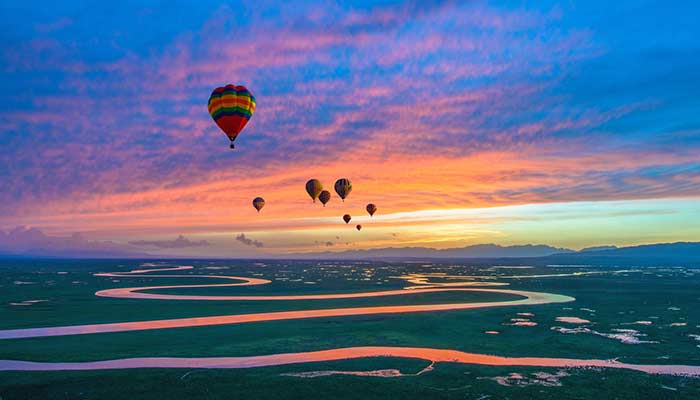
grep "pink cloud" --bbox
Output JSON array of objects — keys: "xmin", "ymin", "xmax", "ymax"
[{"xmin": 2, "ymin": 1, "xmax": 697, "ymax": 245}]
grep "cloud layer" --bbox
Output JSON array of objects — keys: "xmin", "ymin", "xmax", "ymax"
[
  {"xmin": 129, "ymin": 235, "xmax": 210, "ymax": 249},
  {"xmin": 0, "ymin": 1, "xmax": 698, "ymax": 253},
  {"xmin": 235, "ymin": 233, "xmax": 264, "ymax": 248},
  {"xmin": 0, "ymin": 227, "xmax": 143, "ymax": 257}
]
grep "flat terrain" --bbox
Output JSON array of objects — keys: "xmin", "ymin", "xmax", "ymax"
[{"xmin": 1, "ymin": 259, "xmax": 699, "ymax": 399}]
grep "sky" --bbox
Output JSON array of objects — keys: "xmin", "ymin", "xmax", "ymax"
[{"xmin": 0, "ymin": 0, "xmax": 699, "ymax": 257}]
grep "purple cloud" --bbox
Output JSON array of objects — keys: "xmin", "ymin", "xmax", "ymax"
[
  {"xmin": 129, "ymin": 235, "xmax": 209, "ymax": 249},
  {"xmin": 0, "ymin": 227, "xmax": 144, "ymax": 257},
  {"xmin": 235, "ymin": 233, "xmax": 264, "ymax": 248}
]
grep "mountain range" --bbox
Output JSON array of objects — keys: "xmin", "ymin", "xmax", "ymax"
[
  {"xmin": 290, "ymin": 244, "xmax": 574, "ymax": 259},
  {"xmin": 1, "ymin": 225, "xmax": 698, "ymax": 262},
  {"xmin": 290, "ymin": 242, "xmax": 700, "ymax": 263}
]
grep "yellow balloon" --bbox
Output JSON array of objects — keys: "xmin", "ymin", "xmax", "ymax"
[{"xmin": 305, "ymin": 179, "xmax": 323, "ymax": 202}]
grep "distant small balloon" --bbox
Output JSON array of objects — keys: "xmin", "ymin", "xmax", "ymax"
[
  {"xmin": 319, "ymin": 190, "xmax": 331, "ymax": 206},
  {"xmin": 305, "ymin": 179, "xmax": 323, "ymax": 202},
  {"xmin": 366, "ymin": 203, "xmax": 377, "ymax": 217},
  {"xmin": 343, "ymin": 214, "xmax": 352, "ymax": 224},
  {"xmin": 356, "ymin": 224, "xmax": 362, "ymax": 231},
  {"xmin": 334, "ymin": 178, "xmax": 352, "ymax": 201},
  {"xmin": 252, "ymin": 197, "xmax": 265, "ymax": 213}
]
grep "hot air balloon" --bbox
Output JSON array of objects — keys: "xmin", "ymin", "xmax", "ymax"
[
  {"xmin": 319, "ymin": 190, "xmax": 331, "ymax": 207},
  {"xmin": 366, "ymin": 203, "xmax": 377, "ymax": 217},
  {"xmin": 252, "ymin": 197, "xmax": 265, "ymax": 213},
  {"xmin": 208, "ymin": 84, "xmax": 256, "ymax": 149},
  {"xmin": 343, "ymin": 214, "xmax": 352, "ymax": 224},
  {"xmin": 334, "ymin": 178, "xmax": 352, "ymax": 201},
  {"xmin": 356, "ymin": 224, "xmax": 362, "ymax": 231},
  {"xmin": 305, "ymin": 179, "xmax": 323, "ymax": 202}
]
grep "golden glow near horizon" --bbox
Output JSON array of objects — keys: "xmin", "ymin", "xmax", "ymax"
[
  {"xmin": 54, "ymin": 197, "xmax": 698, "ymax": 257},
  {"xmin": 4, "ymin": 149, "xmax": 698, "ymax": 257}
]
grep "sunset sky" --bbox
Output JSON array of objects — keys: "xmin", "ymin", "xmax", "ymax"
[{"xmin": 1, "ymin": 1, "xmax": 699, "ymax": 257}]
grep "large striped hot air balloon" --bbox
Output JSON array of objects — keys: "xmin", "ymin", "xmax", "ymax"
[
  {"xmin": 208, "ymin": 84, "xmax": 256, "ymax": 149},
  {"xmin": 318, "ymin": 190, "xmax": 331, "ymax": 207},
  {"xmin": 334, "ymin": 178, "xmax": 352, "ymax": 201},
  {"xmin": 305, "ymin": 179, "xmax": 323, "ymax": 202}
]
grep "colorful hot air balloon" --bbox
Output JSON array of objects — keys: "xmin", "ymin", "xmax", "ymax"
[
  {"xmin": 334, "ymin": 178, "xmax": 352, "ymax": 201},
  {"xmin": 305, "ymin": 179, "xmax": 323, "ymax": 202},
  {"xmin": 343, "ymin": 214, "xmax": 352, "ymax": 224},
  {"xmin": 252, "ymin": 197, "xmax": 265, "ymax": 213},
  {"xmin": 319, "ymin": 190, "xmax": 331, "ymax": 207},
  {"xmin": 208, "ymin": 84, "xmax": 256, "ymax": 149},
  {"xmin": 356, "ymin": 224, "xmax": 362, "ymax": 231},
  {"xmin": 366, "ymin": 203, "xmax": 377, "ymax": 217}
]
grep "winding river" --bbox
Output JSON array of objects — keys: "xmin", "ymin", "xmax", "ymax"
[
  {"xmin": 1, "ymin": 265, "xmax": 699, "ymax": 378},
  {"xmin": 3, "ymin": 346, "xmax": 700, "ymax": 376},
  {"xmin": 0, "ymin": 266, "xmax": 573, "ymax": 339}
]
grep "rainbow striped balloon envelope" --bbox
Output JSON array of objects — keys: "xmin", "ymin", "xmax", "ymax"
[{"xmin": 208, "ymin": 84, "xmax": 256, "ymax": 148}]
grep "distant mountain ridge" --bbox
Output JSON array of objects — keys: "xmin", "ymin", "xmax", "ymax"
[
  {"xmin": 546, "ymin": 242, "xmax": 700, "ymax": 262},
  {"xmin": 290, "ymin": 242, "xmax": 700, "ymax": 261},
  {"xmin": 580, "ymin": 245, "xmax": 618, "ymax": 252},
  {"xmin": 290, "ymin": 243, "xmax": 574, "ymax": 259},
  {"xmin": 1, "ymin": 226, "xmax": 698, "ymax": 262}
]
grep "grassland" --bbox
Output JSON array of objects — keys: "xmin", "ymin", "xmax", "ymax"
[{"xmin": 1, "ymin": 259, "xmax": 699, "ymax": 399}]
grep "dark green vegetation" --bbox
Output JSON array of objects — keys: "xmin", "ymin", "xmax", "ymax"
[{"xmin": 1, "ymin": 259, "xmax": 700, "ymax": 399}]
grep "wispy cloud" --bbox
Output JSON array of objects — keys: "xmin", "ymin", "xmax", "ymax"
[
  {"xmin": 235, "ymin": 233, "xmax": 264, "ymax": 248},
  {"xmin": 128, "ymin": 235, "xmax": 209, "ymax": 249},
  {"xmin": 0, "ymin": 227, "xmax": 142, "ymax": 257}
]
